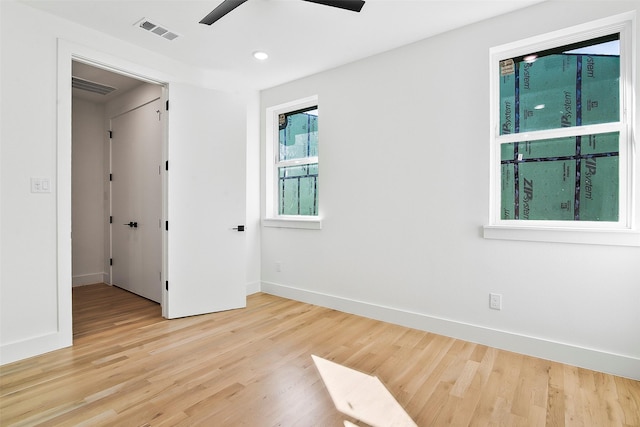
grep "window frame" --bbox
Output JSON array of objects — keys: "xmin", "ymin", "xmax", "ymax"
[
  {"xmin": 264, "ymin": 95, "xmax": 322, "ymax": 230},
  {"xmin": 484, "ymin": 12, "xmax": 639, "ymax": 246}
]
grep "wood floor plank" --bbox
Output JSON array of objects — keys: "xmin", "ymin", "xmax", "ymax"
[
  {"xmin": 1, "ymin": 283, "xmax": 639, "ymax": 426},
  {"xmin": 616, "ymin": 377, "xmax": 640, "ymax": 426},
  {"xmin": 546, "ymin": 362, "xmax": 566, "ymax": 427}
]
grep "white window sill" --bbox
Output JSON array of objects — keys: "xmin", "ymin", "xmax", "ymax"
[
  {"xmin": 483, "ymin": 225, "xmax": 640, "ymax": 247},
  {"xmin": 263, "ymin": 217, "xmax": 322, "ymax": 230}
]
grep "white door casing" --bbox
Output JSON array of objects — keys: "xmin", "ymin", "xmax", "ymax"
[
  {"xmin": 111, "ymin": 98, "xmax": 163, "ymax": 303},
  {"xmin": 41, "ymin": 42, "xmax": 248, "ymax": 367}
]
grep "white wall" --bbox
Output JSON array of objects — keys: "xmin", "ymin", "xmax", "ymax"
[
  {"xmin": 245, "ymin": 93, "xmax": 262, "ymax": 295},
  {"xmin": 72, "ymin": 98, "xmax": 106, "ymax": 286},
  {"xmin": 0, "ymin": 1, "xmax": 261, "ymax": 364},
  {"xmin": 105, "ymin": 84, "xmax": 162, "ymax": 120},
  {"xmin": 260, "ymin": 1, "xmax": 640, "ymax": 379},
  {"xmin": 1, "ymin": 1, "xmax": 65, "ymax": 358}
]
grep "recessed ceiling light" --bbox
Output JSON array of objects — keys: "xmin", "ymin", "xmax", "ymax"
[{"xmin": 253, "ymin": 51, "xmax": 269, "ymax": 61}]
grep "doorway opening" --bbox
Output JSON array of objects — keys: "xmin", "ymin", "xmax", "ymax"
[{"xmin": 71, "ymin": 60, "xmax": 165, "ymax": 335}]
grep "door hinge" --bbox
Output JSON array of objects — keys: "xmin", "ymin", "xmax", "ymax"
[
  {"xmin": 165, "ymin": 160, "xmax": 169, "ymax": 171},
  {"xmin": 165, "ymin": 281, "xmax": 169, "ymax": 291},
  {"xmin": 109, "ymin": 216, "xmax": 113, "ymax": 224},
  {"xmin": 166, "ymin": 100, "xmax": 169, "ymax": 111},
  {"xmin": 165, "ymin": 221, "xmax": 169, "ymax": 231},
  {"xmin": 109, "ymin": 130, "xmax": 113, "ymax": 139},
  {"xmin": 110, "ymin": 258, "xmax": 113, "ymax": 266},
  {"xmin": 109, "ymin": 173, "xmax": 113, "ymax": 181}
]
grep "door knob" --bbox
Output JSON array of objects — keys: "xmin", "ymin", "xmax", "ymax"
[{"xmin": 124, "ymin": 221, "xmax": 138, "ymax": 228}]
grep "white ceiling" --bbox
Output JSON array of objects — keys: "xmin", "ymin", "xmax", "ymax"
[{"xmin": 23, "ymin": 0, "xmax": 545, "ymax": 91}]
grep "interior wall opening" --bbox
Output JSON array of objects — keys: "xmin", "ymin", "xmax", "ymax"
[{"xmin": 71, "ymin": 60, "xmax": 164, "ymax": 337}]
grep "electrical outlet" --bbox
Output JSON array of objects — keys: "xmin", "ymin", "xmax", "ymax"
[{"xmin": 489, "ymin": 293, "xmax": 502, "ymax": 310}]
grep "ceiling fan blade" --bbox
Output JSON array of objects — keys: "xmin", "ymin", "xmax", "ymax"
[
  {"xmin": 302, "ymin": 0, "xmax": 365, "ymax": 13},
  {"xmin": 199, "ymin": 0, "xmax": 248, "ymax": 25}
]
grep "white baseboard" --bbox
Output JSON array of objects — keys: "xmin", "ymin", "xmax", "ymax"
[
  {"xmin": 261, "ymin": 281, "xmax": 640, "ymax": 381},
  {"xmin": 72, "ymin": 272, "xmax": 108, "ymax": 287},
  {"xmin": 246, "ymin": 281, "xmax": 261, "ymax": 295},
  {"xmin": 0, "ymin": 331, "xmax": 72, "ymax": 366}
]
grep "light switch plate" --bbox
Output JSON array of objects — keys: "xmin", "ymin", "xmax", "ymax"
[{"xmin": 31, "ymin": 177, "xmax": 51, "ymax": 193}]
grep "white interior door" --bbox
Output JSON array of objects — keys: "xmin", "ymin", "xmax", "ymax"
[
  {"xmin": 165, "ymin": 83, "xmax": 246, "ymax": 318},
  {"xmin": 111, "ymin": 99, "xmax": 163, "ymax": 303}
]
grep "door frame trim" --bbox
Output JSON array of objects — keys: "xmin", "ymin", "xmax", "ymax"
[{"xmin": 58, "ymin": 39, "xmax": 170, "ymax": 346}]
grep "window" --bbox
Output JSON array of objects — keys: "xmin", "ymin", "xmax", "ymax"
[
  {"xmin": 277, "ymin": 106, "xmax": 318, "ymax": 215},
  {"xmin": 264, "ymin": 96, "xmax": 321, "ymax": 229},
  {"xmin": 485, "ymin": 14, "xmax": 638, "ymax": 246}
]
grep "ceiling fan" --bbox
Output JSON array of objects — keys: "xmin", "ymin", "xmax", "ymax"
[{"xmin": 199, "ymin": 0, "xmax": 366, "ymax": 26}]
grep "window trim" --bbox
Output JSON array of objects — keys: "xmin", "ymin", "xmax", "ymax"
[
  {"xmin": 264, "ymin": 95, "xmax": 322, "ymax": 229},
  {"xmin": 484, "ymin": 12, "xmax": 638, "ymax": 246}
]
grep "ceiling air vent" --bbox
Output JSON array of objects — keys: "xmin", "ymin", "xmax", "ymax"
[
  {"xmin": 72, "ymin": 77, "xmax": 117, "ymax": 95},
  {"xmin": 135, "ymin": 18, "xmax": 179, "ymax": 41}
]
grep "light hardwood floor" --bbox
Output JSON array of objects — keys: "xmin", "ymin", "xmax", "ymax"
[{"xmin": 1, "ymin": 283, "xmax": 639, "ymax": 426}]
